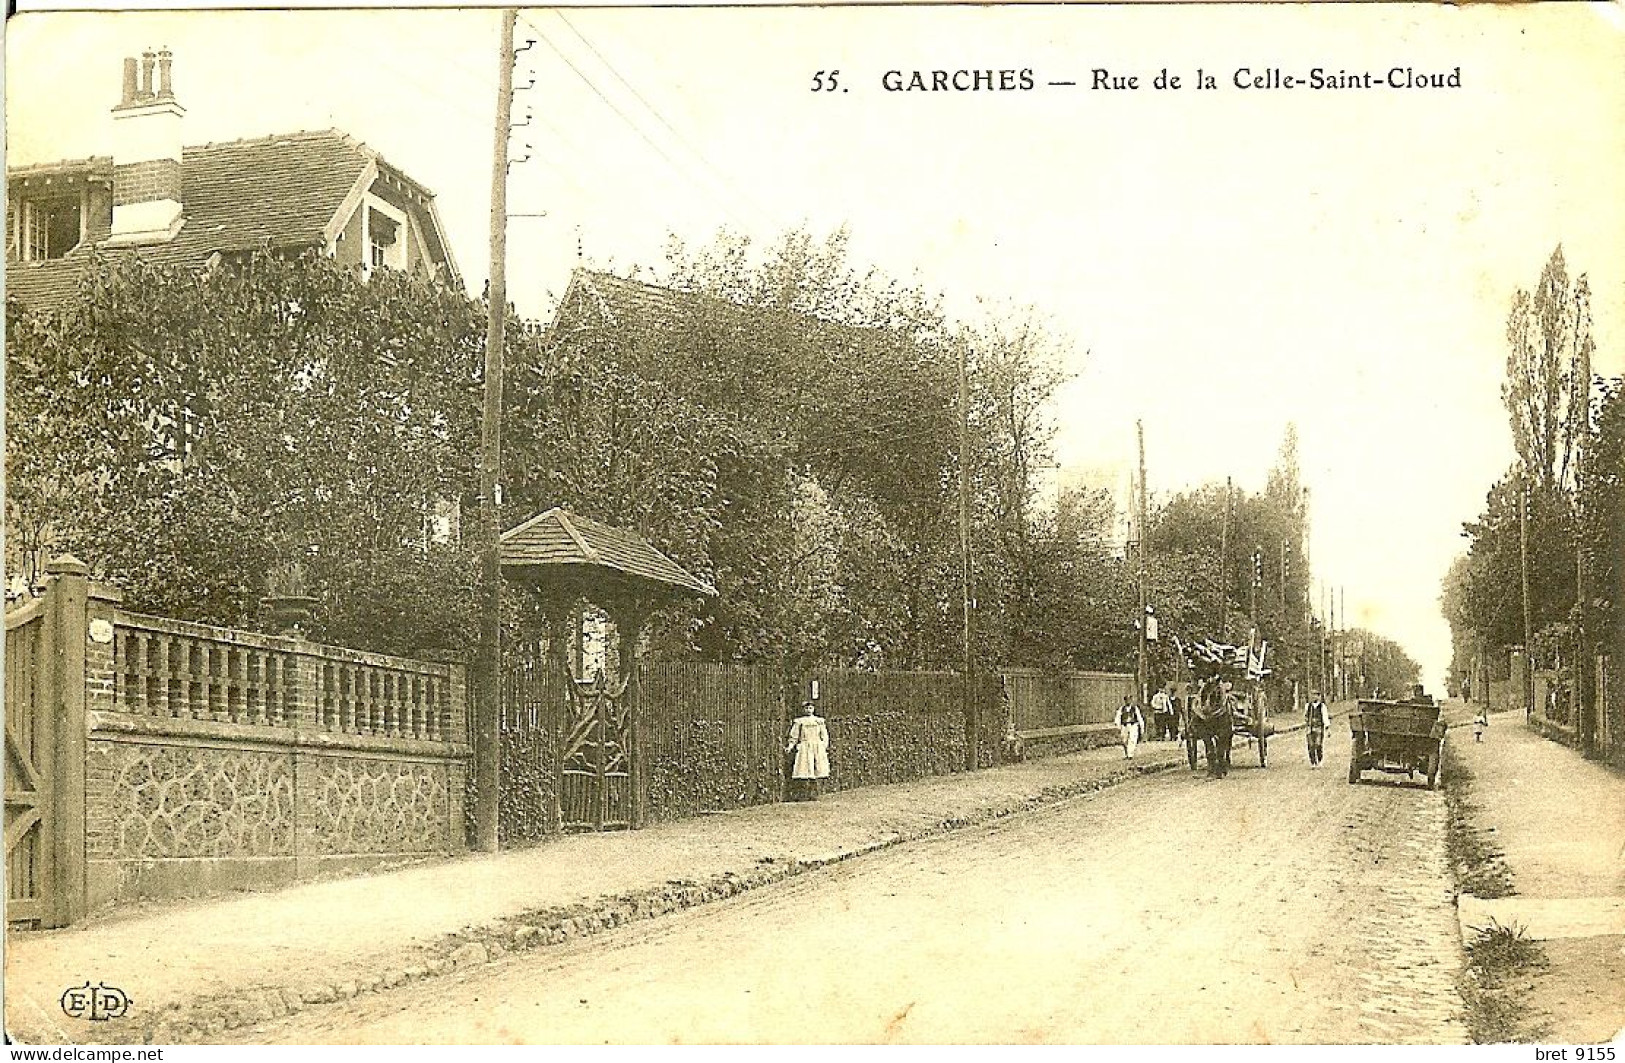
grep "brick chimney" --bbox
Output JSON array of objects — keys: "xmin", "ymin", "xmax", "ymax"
[{"xmin": 108, "ymin": 48, "xmax": 185, "ymax": 244}]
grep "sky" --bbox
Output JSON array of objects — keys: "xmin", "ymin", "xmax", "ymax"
[{"xmin": 7, "ymin": 4, "xmax": 1624, "ymax": 689}]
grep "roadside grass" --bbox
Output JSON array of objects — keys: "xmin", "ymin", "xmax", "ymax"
[
  {"xmin": 1442, "ymin": 744, "xmax": 1551, "ymax": 1043},
  {"xmin": 1442, "ymin": 747, "xmax": 1514, "ymax": 898}
]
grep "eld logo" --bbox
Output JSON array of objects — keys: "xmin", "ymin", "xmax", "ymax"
[{"xmin": 59, "ymin": 982, "xmax": 131, "ymax": 1021}]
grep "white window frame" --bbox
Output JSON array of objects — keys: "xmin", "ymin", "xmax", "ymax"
[{"xmin": 359, "ymin": 192, "xmax": 408, "ymax": 278}]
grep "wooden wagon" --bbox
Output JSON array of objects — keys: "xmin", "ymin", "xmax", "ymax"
[{"xmin": 1347, "ymin": 698, "xmax": 1446, "ymax": 789}]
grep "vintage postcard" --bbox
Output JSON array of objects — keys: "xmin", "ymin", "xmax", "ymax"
[{"xmin": 4, "ymin": 1, "xmax": 1623, "ymax": 1048}]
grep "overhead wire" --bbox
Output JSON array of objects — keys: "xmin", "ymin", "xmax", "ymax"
[
  {"xmin": 516, "ymin": 13, "xmax": 753, "ymax": 232},
  {"xmin": 548, "ymin": 10, "xmax": 775, "ymax": 228}
]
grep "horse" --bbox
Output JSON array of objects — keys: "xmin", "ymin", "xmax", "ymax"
[{"xmin": 1185, "ymin": 679, "xmax": 1235, "ymax": 778}]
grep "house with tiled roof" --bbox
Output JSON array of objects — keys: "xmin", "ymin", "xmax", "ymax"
[{"xmin": 6, "ymin": 49, "xmax": 460, "ymax": 311}]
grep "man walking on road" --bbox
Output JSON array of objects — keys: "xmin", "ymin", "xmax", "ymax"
[
  {"xmin": 1304, "ymin": 689, "xmax": 1330, "ymax": 766},
  {"xmin": 1150, "ymin": 686, "xmax": 1173, "ymax": 741},
  {"xmin": 1117, "ymin": 696, "xmax": 1146, "ymax": 759}
]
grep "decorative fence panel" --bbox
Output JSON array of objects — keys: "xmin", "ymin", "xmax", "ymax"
[
  {"xmin": 7, "ymin": 559, "xmax": 470, "ymax": 925},
  {"xmin": 88, "ymin": 611, "xmax": 468, "ymax": 911}
]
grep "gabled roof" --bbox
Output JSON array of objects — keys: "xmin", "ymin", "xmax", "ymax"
[
  {"xmin": 6, "ymin": 129, "xmax": 459, "ymax": 310},
  {"xmin": 500, "ymin": 507, "xmax": 716, "ymax": 599}
]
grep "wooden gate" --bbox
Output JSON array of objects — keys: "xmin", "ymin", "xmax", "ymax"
[
  {"xmin": 559, "ymin": 680, "xmax": 633, "ymax": 831},
  {"xmin": 6, "ymin": 596, "xmax": 54, "ymax": 926}
]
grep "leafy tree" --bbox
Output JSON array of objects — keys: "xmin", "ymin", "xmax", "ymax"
[
  {"xmin": 1579, "ymin": 376, "xmax": 1624, "ymax": 658},
  {"xmin": 1342, "ymin": 627, "xmax": 1422, "ymax": 697},
  {"xmin": 1143, "ymin": 425, "xmax": 1318, "ymax": 697},
  {"xmin": 524, "ymin": 225, "xmax": 1074, "ymax": 671},
  {"xmin": 1503, "ymin": 246, "xmax": 1594, "ymax": 496},
  {"xmin": 5, "ymin": 251, "xmax": 486, "ymax": 656}
]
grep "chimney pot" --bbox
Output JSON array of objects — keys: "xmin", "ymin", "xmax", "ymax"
[
  {"xmin": 157, "ymin": 47, "xmax": 175, "ymax": 99},
  {"xmin": 110, "ymin": 46, "xmax": 186, "ymax": 245},
  {"xmin": 120, "ymin": 56, "xmax": 139, "ymax": 106}
]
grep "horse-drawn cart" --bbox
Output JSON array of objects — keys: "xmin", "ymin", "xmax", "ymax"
[{"xmin": 1347, "ymin": 698, "xmax": 1446, "ymax": 789}]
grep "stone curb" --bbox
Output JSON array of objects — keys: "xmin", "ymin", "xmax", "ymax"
[{"xmin": 130, "ymin": 752, "xmax": 1190, "ymax": 1044}]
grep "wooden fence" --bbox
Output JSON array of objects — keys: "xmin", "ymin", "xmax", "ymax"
[
  {"xmin": 1000, "ymin": 667, "xmax": 1137, "ymax": 753},
  {"xmin": 495, "ymin": 657, "xmax": 1005, "ymax": 839}
]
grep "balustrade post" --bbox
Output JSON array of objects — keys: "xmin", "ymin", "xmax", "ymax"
[{"xmin": 284, "ymin": 647, "xmax": 320, "ymax": 732}]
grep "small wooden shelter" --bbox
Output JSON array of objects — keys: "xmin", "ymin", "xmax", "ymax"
[{"xmin": 499, "ymin": 507, "xmax": 715, "ymax": 831}]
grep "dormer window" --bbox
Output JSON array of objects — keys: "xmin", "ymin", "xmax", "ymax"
[
  {"xmin": 10, "ymin": 193, "xmax": 84, "ymax": 261},
  {"xmin": 360, "ymin": 197, "xmax": 407, "ymax": 277},
  {"xmin": 368, "ymin": 209, "xmax": 399, "ymax": 270}
]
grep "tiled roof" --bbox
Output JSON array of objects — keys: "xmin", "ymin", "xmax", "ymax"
[
  {"xmin": 6, "ymin": 130, "xmax": 450, "ymax": 311},
  {"xmin": 500, "ymin": 507, "xmax": 716, "ymax": 598}
]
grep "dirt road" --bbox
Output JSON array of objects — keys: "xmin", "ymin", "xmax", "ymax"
[{"xmin": 237, "ymin": 724, "xmax": 1469, "ymax": 1044}]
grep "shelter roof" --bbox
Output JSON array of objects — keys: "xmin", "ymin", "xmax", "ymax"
[{"xmin": 499, "ymin": 507, "xmax": 716, "ymax": 599}]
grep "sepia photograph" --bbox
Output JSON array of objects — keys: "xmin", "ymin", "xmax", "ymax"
[{"xmin": 3, "ymin": 1, "xmax": 1624, "ymax": 1047}]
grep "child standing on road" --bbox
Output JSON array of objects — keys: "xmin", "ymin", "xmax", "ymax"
[
  {"xmin": 1304, "ymin": 690, "xmax": 1330, "ymax": 767},
  {"xmin": 1473, "ymin": 708, "xmax": 1488, "ymax": 742},
  {"xmin": 1117, "ymin": 696, "xmax": 1146, "ymax": 759}
]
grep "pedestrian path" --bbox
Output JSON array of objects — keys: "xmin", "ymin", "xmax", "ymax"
[
  {"xmin": 1451, "ymin": 710, "xmax": 1625, "ymax": 936},
  {"xmin": 1450, "ymin": 707, "xmax": 1625, "ymax": 1042},
  {"xmin": 6, "ymin": 733, "xmax": 1206, "ymax": 1044}
]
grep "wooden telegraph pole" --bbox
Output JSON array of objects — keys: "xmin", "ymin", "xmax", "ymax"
[
  {"xmin": 1339, "ymin": 586, "xmax": 1347, "ymax": 698},
  {"xmin": 1574, "ymin": 346, "xmax": 1592, "ymax": 748},
  {"xmin": 958, "ymin": 337, "xmax": 978, "ymax": 770},
  {"xmin": 474, "ymin": 7, "xmax": 517, "ymax": 852},
  {"xmin": 1519, "ymin": 471, "xmax": 1534, "ymax": 718},
  {"xmin": 1136, "ymin": 420, "xmax": 1149, "ymax": 706},
  {"xmin": 1217, "ymin": 476, "xmax": 1231, "ymax": 638}
]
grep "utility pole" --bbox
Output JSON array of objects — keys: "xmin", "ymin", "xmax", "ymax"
[
  {"xmin": 1301, "ymin": 487, "xmax": 1311, "ymax": 697},
  {"xmin": 1322, "ymin": 582, "xmax": 1330, "ymax": 696},
  {"xmin": 473, "ymin": 7, "xmax": 517, "ymax": 853},
  {"xmin": 1574, "ymin": 350, "xmax": 1592, "ymax": 749},
  {"xmin": 1340, "ymin": 586, "xmax": 1347, "ymax": 698},
  {"xmin": 1250, "ymin": 548, "xmax": 1260, "ymax": 640},
  {"xmin": 1136, "ymin": 420, "xmax": 1149, "ymax": 706},
  {"xmin": 1519, "ymin": 471, "xmax": 1534, "ymax": 718},
  {"xmin": 1218, "ymin": 476, "xmax": 1231, "ymax": 638},
  {"xmin": 958, "ymin": 337, "xmax": 977, "ymax": 770}
]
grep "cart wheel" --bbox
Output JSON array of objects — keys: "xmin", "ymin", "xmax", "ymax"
[
  {"xmin": 1258, "ymin": 734, "xmax": 1268, "ymax": 768},
  {"xmin": 1348, "ymin": 758, "xmax": 1360, "ymax": 785}
]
